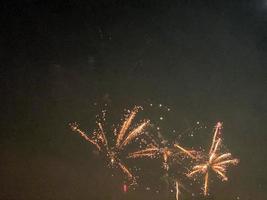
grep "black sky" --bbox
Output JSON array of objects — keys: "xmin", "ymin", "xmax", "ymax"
[{"xmin": 0, "ymin": 0, "xmax": 267, "ymax": 200}]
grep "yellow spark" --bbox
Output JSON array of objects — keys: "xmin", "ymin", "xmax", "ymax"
[
  {"xmin": 213, "ymin": 153, "xmax": 232, "ymax": 163},
  {"xmin": 162, "ymin": 148, "xmax": 172, "ymax": 162},
  {"xmin": 215, "ymin": 158, "xmax": 239, "ymax": 166},
  {"xmin": 97, "ymin": 122, "xmax": 108, "ymax": 147},
  {"xmin": 117, "ymin": 161, "xmax": 133, "ymax": 180},
  {"xmin": 209, "ymin": 122, "xmax": 222, "ymax": 155},
  {"xmin": 116, "ymin": 106, "xmax": 141, "ymax": 147},
  {"xmin": 69, "ymin": 123, "xmax": 101, "ymax": 151},
  {"xmin": 128, "ymin": 146, "xmax": 159, "ymax": 158},
  {"xmin": 119, "ymin": 120, "xmax": 150, "ymax": 149},
  {"xmin": 204, "ymin": 172, "xmax": 209, "ymax": 196},
  {"xmin": 174, "ymin": 144, "xmax": 197, "ymax": 159},
  {"xmin": 176, "ymin": 181, "xmax": 179, "ymax": 200}
]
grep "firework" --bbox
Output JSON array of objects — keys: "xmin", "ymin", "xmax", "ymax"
[
  {"xmin": 187, "ymin": 122, "xmax": 239, "ymax": 196},
  {"xmin": 69, "ymin": 106, "xmax": 150, "ymax": 182}
]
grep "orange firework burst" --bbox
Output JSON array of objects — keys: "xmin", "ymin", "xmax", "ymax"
[
  {"xmin": 69, "ymin": 106, "xmax": 150, "ymax": 183},
  {"xmin": 187, "ymin": 122, "xmax": 239, "ymax": 196}
]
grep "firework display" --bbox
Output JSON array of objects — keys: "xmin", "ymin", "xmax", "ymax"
[
  {"xmin": 187, "ymin": 122, "xmax": 239, "ymax": 196},
  {"xmin": 69, "ymin": 106, "xmax": 150, "ymax": 183},
  {"xmin": 69, "ymin": 105, "xmax": 239, "ymax": 199}
]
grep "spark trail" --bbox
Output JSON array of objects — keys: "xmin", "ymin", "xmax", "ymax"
[
  {"xmin": 127, "ymin": 145, "xmax": 172, "ymax": 170},
  {"xmin": 176, "ymin": 181, "xmax": 179, "ymax": 200},
  {"xmin": 128, "ymin": 141, "xmax": 197, "ymax": 171}
]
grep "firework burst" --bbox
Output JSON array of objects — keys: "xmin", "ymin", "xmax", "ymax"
[
  {"xmin": 69, "ymin": 106, "xmax": 150, "ymax": 183},
  {"xmin": 187, "ymin": 122, "xmax": 239, "ymax": 196}
]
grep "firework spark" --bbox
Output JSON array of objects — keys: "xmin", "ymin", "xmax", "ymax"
[
  {"xmin": 173, "ymin": 144, "xmax": 198, "ymax": 160},
  {"xmin": 128, "ymin": 143, "xmax": 174, "ymax": 170},
  {"xmin": 69, "ymin": 106, "xmax": 150, "ymax": 182},
  {"xmin": 128, "ymin": 141, "xmax": 197, "ymax": 171},
  {"xmin": 69, "ymin": 122, "xmax": 101, "ymax": 151},
  {"xmin": 176, "ymin": 181, "xmax": 179, "ymax": 200},
  {"xmin": 127, "ymin": 145, "xmax": 159, "ymax": 159},
  {"xmin": 187, "ymin": 122, "xmax": 239, "ymax": 196}
]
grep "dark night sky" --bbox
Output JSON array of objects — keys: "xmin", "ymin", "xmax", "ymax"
[{"xmin": 0, "ymin": 0, "xmax": 266, "ymax": 200}]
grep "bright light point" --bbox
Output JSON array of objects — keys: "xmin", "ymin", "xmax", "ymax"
[
  {"xmin": 123, "ymin": 184, "xmax": 128, "ymax": 193},
  {"xmin": 216, "ymin": 121, "xmax": 222, "ymax": 128},
  {"xmin": 160, "ymin": 117, "xmax": 163, "ymax": 120},
  {"xmin": 150, "ymin": 103, "xmax": 153, "ymax": 106},
  {"xmin": 197, "ymin": 121, "xmax": 200, "ymax": 124},
  {"xmin": 167, "ymin": 108, "xmax": 170, "ymax": 111},
  {"xmin": 157, "ymin": 127, "xmax": 160, "ymax": 130},
  {"xmin": 159, "ymin": 104, "xmax": 162, "ymax": 107}
]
